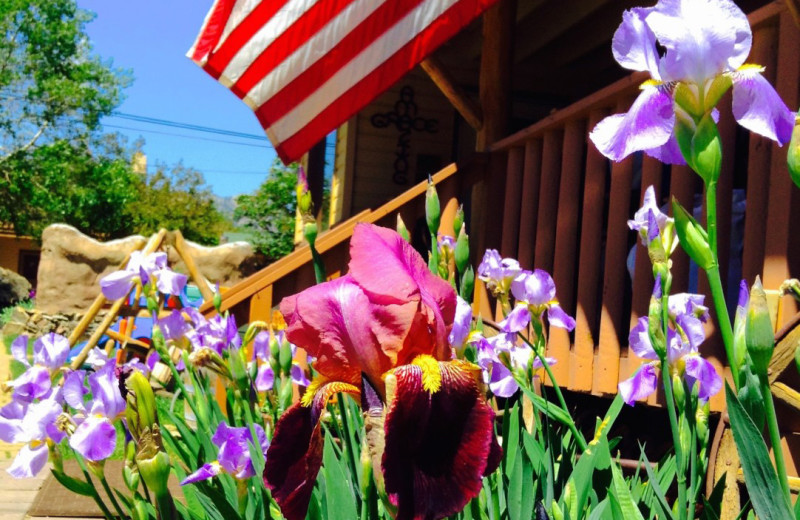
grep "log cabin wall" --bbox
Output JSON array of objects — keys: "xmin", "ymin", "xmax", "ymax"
[
  {"xmin": 350, "ymin": 69, "xmax": 457, "ymax": 217},
  {"xmin": 484, "ymin": 1, "xmax": 800, "ymax": 412}
]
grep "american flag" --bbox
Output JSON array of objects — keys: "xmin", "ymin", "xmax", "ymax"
[{"xmin": 189, "ymin": 0, "xmax": 499, "ymax": 164}]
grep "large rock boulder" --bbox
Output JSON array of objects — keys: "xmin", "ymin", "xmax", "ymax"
[
  {"xmin": 0, "ymin": 267, "xmax": 32, "ymax": 309},
  {"xmin": 36, "ymin": 224, "xmax": 147, "ymax": 313},
  {"xmin": 35, "ymin": 225, "xmax": 265, "ymax": 314}
]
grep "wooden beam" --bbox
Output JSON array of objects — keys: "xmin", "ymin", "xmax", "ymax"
[
  {"xmin": 420, "ymin": 56, "xmax": 482, "ymax": 131},
  {"xmin": 173, "ymin": 230, "xmax": 214, "ymax": 302},
  {"xmin": 477, "ymin": 0, "xmax": 515, "ymax": 150}
]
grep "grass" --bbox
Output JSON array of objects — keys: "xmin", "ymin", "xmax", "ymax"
[{"xmin": 0, "ymin": 299, "xmax": 33, "ymax": 326}]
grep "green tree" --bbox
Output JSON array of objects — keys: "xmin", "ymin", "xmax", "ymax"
[
  {"xmin": 0, "ymin": 0, "xmax": 127, "ymax": 161},
  {"xmin": 134, "ymin": 163, "xmax": 229, "ymax": 246},
  {"xmin": 234, "ymin": 160, "xmax": 298, "ymax": 261}
]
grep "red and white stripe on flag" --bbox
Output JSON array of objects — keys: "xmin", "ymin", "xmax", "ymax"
[{"xmin": 188, "ymin": 0, "xmax": 500, "ymax": 164}]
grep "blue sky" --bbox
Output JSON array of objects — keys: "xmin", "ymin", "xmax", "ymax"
[{"xmin": 77, "ymin": 0, "xmax": 278, "ymax": 197}]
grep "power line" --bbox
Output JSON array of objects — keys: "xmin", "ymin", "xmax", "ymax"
[
  {"xmin": 102, "ymin": 123, "xmax": 273, "ymax": 149},
  {"xmin": 111, "ymin": 112, "xmax": 271, "ymax": 141}
]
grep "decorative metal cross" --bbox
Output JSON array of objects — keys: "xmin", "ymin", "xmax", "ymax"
[{"xmin": 371, "ymin": 85, "xmax": 438, "ymax": 185}]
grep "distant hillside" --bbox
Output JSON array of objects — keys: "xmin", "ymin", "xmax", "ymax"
[{"xmin": 212, "ymin": 195, "xmax": 237, "ymax": 219}]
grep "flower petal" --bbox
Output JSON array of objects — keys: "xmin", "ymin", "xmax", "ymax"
[
  {"xmin": 732, "ymin": 69, "xmax": 795, "ymax": 145},
  {"xmin": 181, "ymin": 462, "xmax": 222, "ymax": 485},
  {"xmin": 70, "ymin": 416, "xmax": 117, "ymax": 462},
  {"xmin": 488, "ymin": 361, "xmax": 519, "ymax": 398},
  {"xmin": 348, "ymin": 223, "xmax": 457, "ymax": 362},
  {"xmin": 10, "ymin": 335, "xmax": 30, "ymax": 367},
  {"xmin": 448, "ymin": 296, "xmax": 473, "ymax": 349},
  {"xmin": 99, "ymin": 270, "xmax": 137, "ymax": 301},
  {"xmin": 281, "ymin": 275, "xmax": 395, "ymax": 387},
  {"xmin": 263, "ymin": 403, "xmax": 325, "ymax": 520},
  {"xmin": 646, "ymin": 0, "xmax": 751, "ymax": 83},
  {"xmin": 613, "ymin": 7, "xmax": 661, "ymax": 78},
  {"xmin": 255, "ymin": 364, "xmax": 275, "ymax": 392},
  {"xmin": 157, "ymin": 310, "xmax": 189, "ymax": 341},
  {"xmin": 63, "ymin": 370, "xmax": 88, "ymax": 411},
  {"xmin": 155, "ymin": 269, "xmax": 188, "ymax": 297},
  {"xmin": 628, "ymin": 317, "xmax": 659, "ymax": 360},
  {"xmin": 590, "ymin": 84, "xmax": 675, "ymax": 162},
  {"xmin": 547, "ymin": 304, "xmax": 576, "ymax": 331},
  {"xmin": 383, "ymin": 360, "xmax": 501, "ymax": 520},
  {"xmin": 0, "ymin": 402, "xmax": 26, "ymax": 443},
  {"xmin": 9, "ymin": 365, "xmax": 52, "ymax": 403},
  {"xmin": 684, "ymin": 355, "xmax": 722, "ymax": 400},
  {"xmin": 645, "ymin": 132, "xmax": 686, "ymax": 165},
  {"xmin": 619, "ymin": 363, "xmax": 659, "ymax": 405},
  {"xmin": 33, "ymin": 332, "xmax": 70, "ymax": 370},
  {"xmin": 500, "ymin": 305, "xmax": 530, "ymax": 334},
  {"xmin": 290, "ymin": 364, "xmax": 310, "ymax": 387},
  {"xmin": 7, "ymin": 444, "xmax": 49, "ymax": 478}
]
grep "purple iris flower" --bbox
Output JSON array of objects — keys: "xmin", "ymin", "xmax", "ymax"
[
  {"xmin": 476, "ymin": 335, "xmax": 557, "ymax": 398},
  {"xmin": 250, "ymin": 331, "xmax": 309, "ymax": 392},
  {"xmin": 157, "ymin": 310, "xmax": 190, "ymax": 341},
  {"xmin": 590, "ymin": 0, "xmax": 794, "ymax": 164},
  {"xmin": 477, "ymin": 250, "xmax": 521, "ymax": 296},
  {"xmin": 7, "ymin": 333, "xmax": 70, "ymax": 403},
  {"xmin": 510, "ymin": 270, "xmax": 576, "ymax": 331},
  {"xmin": 620, "ymin": 316, "xmax": 721, "ymax": 405},
  {"xmin": 181, "ymin": 421, "xmax": 269, "ymax": 484},
  {"xmin": 186, "ymin": 312, "xmax": 241, "ymax": 354},
  {"xmin": 0, "ymin": 398, "xmax": 64, "ymax": 478},
  {"xmin": 100, "ymin": 251, "xmax": 188, "ymax": 301},
  {"xmin": 65, "ymin": 362, "xmax": 126, "ymax": 462},
  {"xmin": 448, "ymin": 296, "xmax": 473, "ymax": 349}
]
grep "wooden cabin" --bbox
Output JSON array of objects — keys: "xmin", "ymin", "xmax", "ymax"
[{"xmin": 201, "ymin": 0, "xmax": 800, "ymax": 488}]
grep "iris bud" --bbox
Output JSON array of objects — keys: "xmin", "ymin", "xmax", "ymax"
[
  {"xmin": 732, "ymin": 281, "xmax": 749, "ymax": 375},
  {"xmin": 303, "ymin": 220, "xmax": 318, "ymax": 246},
  {"xmin": 746, "ymin": 277, "xmax": 774, "ymax": 377},
  {"xmin": 672, "ymin": 374, "xmax": 686, "ymax": 410},
  {"xmin": 453, "ymin": 204, "xmax": 465, "ymax": 238},
  {"xmin": 425, "ymin": 178, "xmax": 440, "ymax": 236},
  {"xmin": 460, "ymin": 266, "xmax": 475, "ymax": 301},
  {"xmin": 455, "ymin": 225, "xmax": 470, "ymax": 275},
  {"xmin": 126, "ymin": 371, "xmax": 158, "ymax": 442},
  {"xmin": 279, "ymin": 339, "xmax": 293, "ymax": 376},
  {"xmin": 551, "ymin": 501, "xmax": 564, "ymax": 520},
  {"xmin": 396, "ymin": 214, "xmax": 410, "ymax": 243},
  {"xmin": 672, "ymin": 198, "xmax": 714, "ymax": 271}
]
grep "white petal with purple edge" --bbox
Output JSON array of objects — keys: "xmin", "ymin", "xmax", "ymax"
[
  {"xmin": 590, "ymin": 85, "xmax": 675, "ymax": 162},
  {"xmin": 628, "ymin": 317, "xmax": 659, "ymax": 360},
  {"xmin": 255, "ymin": 364, "xmax": 274, "ymax": 392},
  {"xmin": 613, "ymin": 7, "xmax": 660, "ymax": 78},
  {"xmin": 99, "ymin": 269, "xmax": 137, "ymax": 301},
  {"xmin": 684, "ymin": 355, "xmax": 722, "ymax": 400},
  {"xmin": 7, "ymin": 444, "xmax": 49, "ymax": 478},
  {"xmin": 11, "ymin": 335, "xmax": 30, "ymax": 367},
  {"xmin": 646, "ymin": 0, "xmax": 751, "ymax": 83},
  {"xmin": 156, "ymin": 269, "xmax": 188, "ymax": 296},
  {"xmin": 618, "ymin": 363, "xmax": 659, "ymax": 405},
  {"xmin": 547, "ymin": 305, "xmax": 576, "ymax": 331},
  {"xmin": 181, "ymin": 462, "xmax": 222, "ymax": 485},
  {"xmin": 488, "ymin": 362, "xmax": 518, "ymax": 398},
  {"xmin": 732, "ymin": 69, "xmax": 795, "ymax": 145},
  {"xmin": 69, "ymin": 416, "xmax": 117, "ymax": 462}
]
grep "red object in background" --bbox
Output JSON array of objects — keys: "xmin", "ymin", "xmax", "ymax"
[{"xmin": 188, "ymin": 0, "xmax": 499, "ymax": 164}]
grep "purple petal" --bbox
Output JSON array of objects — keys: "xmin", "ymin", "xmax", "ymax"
[
  {"xmin": 500, "ymin": 305, "xmax": 531, "ymax": 334},
  {"xmin": 618, "ymin": 363, "xmax": 659, "ymax": 405},
  {"xmin": 647, "ymin": 0, "xmax": 751, "ymax": 83},
  {"xmin": 0, "ymin": 402, "xmax": 26, "ymax": 443},
  {"xmin": 21, "ymin": 399, "xmax": 62, "ymax": 443},
  {"xmin": 157, "ymin": 310, "xmax": 189, "ymax": 341},
  {"xmin": 155, "ymin": 269, "xmax": 188, "ymax": 296},
  {"xmin": 7, "ymin": 444, "xmax": 49, "ymax": 478},
  {"xmin": 613, "ymin": 7, "xmax": 661, "ymax": 78},
  {"xmin": 448, "ymin": 296, "xmax": 473, "ymax": 348},
  {"xmin": 253, "ymin": 331, "xmax": 270, "ymax": 361},
  {"xmin": 99, "ymin": 270, "xmax": 137, "ymax": 301},
  {"xmin": 684, "ymin": 355, "xmax": 722, "ymax": 400},
  {"xmin": 589, "ymin": 84, "xmax": 675, "ymax": 162},
  {"xmin": 63, "ymin": 370, "xmax": 88, "ymax": 411},
  {"xmin": 11, "ymin": 335, "xmax": 30, "ymax": 367},
  {"xmin": 181, "ymin": 462, "xmax": 222, "ymax": 485},
  {"xmin": 531, "ymin": 356, "xmax": 558, "ymax": 370},
  {"xmin": 547, "ymin": 304, "xmax": 576, "ymax": 331},
  {"xmin": 737, "ymin": 279, "xmax": 749, "ymax": 309},
  {"xmin": 290, "ymin": 364, "xmax": 310, "ymax": 387},
  {"xmin": 647, "ymin": 209, "xmax": 660, "ymax": 243},
  {"xmin": 732, "ymin": 69, "xmax": 795, "ymax": 145},
  {"xmin": 676, "ymin": 314, "xmax": 706, "ymax": 350},
  {"xmin": 9, "ymin": 366, "xmax": 51, "ymax": 402},
  {"xmin": 85, "ymin": 347, "xmax": 110, "ymax": 370},
  {"xmin": 628, "ymin": 317, "xmax": 659, "ymax": 360},
  {"xmin": 667, "ymin": 327, "xmax": 693, "ymax": 364},
  {"xmin": 668, "ymin": 293, "xmax": 708, "ymax": 319},
  {"xmin": 488, "ymin": 361, "xmax": 519, "ymax": 398},
  {"xmin": 33, "ymin": 333, "xmax": 70, "ymax": 369},
  {"xmin": 88, "ymin": 362, "xmax": 125, "ymax": 418},
  {"xmin": 69, "ymin": 416, "xmax": 117, "ymax": 462},
  {"xmin": 511, "ymin": 269, "xmax": 556, "ymax": 306},
  {"xmin": 645, "ymin": 133, "xmax": 687, "ymax": 164}
]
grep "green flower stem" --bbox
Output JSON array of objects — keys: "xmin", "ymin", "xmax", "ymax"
[
  {"xmin": 661, "ymin": 289, "xmax": 687, "ymax": 520},
  {"xmin": 309, "ymin": 241, "xmax": 326, "ymax": 284},
  {"xmin": 336, "ymin": 396, "xmax": 361, "ymax": 496},
  {"xmin": 704, "ymin": 182, "xmax": 738, "ymax": 388},
  {"xmin": 99, "ymin": 473, "xmax": 129, "ymax": 520},
  {"xmin": 74, "ymin": 456, "xmax": 115, "ymax": 520},
  {"xmin": 519, "ymin": 332, "xmax": 588, "ymax": 452},
  {"xmin": 687, "ymin": 396, "xmax": 699, "ymax": 520},
  {"xmin": 760, "ymin": 375, "xmax": 792, "ymax": 499}
]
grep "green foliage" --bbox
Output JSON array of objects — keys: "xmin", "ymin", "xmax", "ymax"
[
  {"xmin": 133, "ymin": 163, "xmax": 229, "ymax": 245},
  {"xmin": 0, "ymin": 0, "xmax": 128, "ymax": 160},
  {"xmin": 234, "ymin": 160, "xmax": 298, "ymax": 261}
]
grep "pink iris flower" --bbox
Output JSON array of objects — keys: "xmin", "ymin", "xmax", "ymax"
[{"xmin": 263, "ymin": 224, "xmax": 500, "ymax": 520}]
